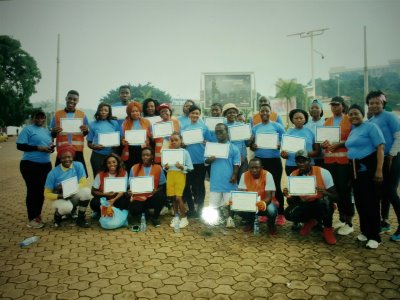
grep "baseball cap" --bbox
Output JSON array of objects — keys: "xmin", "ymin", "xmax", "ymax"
[
  {"xmin": 295, "ymin": 149, "xmax": 310, "ymax": 159},
  {"xmin": 330, "ymin": 96, "xmax": 345, "ymax": 105}
]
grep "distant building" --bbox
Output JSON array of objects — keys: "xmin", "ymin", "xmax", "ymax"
[{"xmin": 329, "ymin": 59, "xmax": 400, "ymax": 79}]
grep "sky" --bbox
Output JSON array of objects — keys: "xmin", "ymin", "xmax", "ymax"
[{"xmin": 1, "ymin": 0, "xmax": 400, "ymax": 110}]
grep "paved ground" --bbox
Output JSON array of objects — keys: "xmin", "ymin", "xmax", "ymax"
[{"xmin": 0, "ymin": 136, "xmax": 399, "ymax": 300}]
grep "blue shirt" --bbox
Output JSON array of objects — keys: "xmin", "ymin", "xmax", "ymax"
[
  {"xmin": 45, "ymin": 162, "xmax": 87, "ymax": 191},
  {"xmin": 250, "ymin": 114, "xmax": 284, "ymax": 127},
  {"xmin": 304, "ymin": 118, "xmax": 325, "ymax": 136},
  {"xmin": 178, "ymin": 115, "xmax": 204, "ymax": 129},
  {"xmin": 129, "ymin": 165, "xmax": 166, "ymax": 185},
  {"xmin": 50, "ymin": 111, "xmax": 89, "ymax": 146},
  {"xmin": 227, "ymin": 121, "xmax": 248, "ymax": 160},
  {"xmin": 252, "ymin": 121, "xmax": 285, "ymax": 158},
  {"xmin": 181, "ymin": 121, "xmax": 211, "ymax": 164},
  {"xmin": 285, "ymin": 127, "xmax": 315, "ymax": 167},
  {"xmin": 164, "ymin": 149, "xmax": 194, "ymax": 173},
  {"xmin": 87, "ymin": 119, "xmax": 120, "ymax": 155},
  {"xmin": 16, "ymin": 124, "xmax": 53, "ymax": 163},
  {"xmin": 345, "ymin": 122, "xmax": 385, "ymax": 160},
  {"xmin": 368, "ymin": 111, "xmax": 400, "ymax": 155},
  {"xmin": 206, "ymin": 142, "xmax": 241, "ymax": 192}
]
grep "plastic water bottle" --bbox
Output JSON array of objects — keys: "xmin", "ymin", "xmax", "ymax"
[
  {"xmin": 140, "ymin": 213, "xmax": 147, "ymax": 232},
  {"xmin": 20, "ymin": 236, "xmax": 39, "ymax": 247},
  {"xmin": 174, "ymin": 213, "xmax": 180, "ymax": 233},
  {"xmin": 253, "ymin": 215, "xmax": 260, "ymax": 235}
]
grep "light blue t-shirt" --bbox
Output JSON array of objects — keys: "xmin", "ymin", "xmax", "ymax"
[
  {"xmin": 345, "ymin": 122, "xmax": 385, "ymax": 160},
  {"xmin": 285, "ymin": 127, "xmax": 315, "ymax": 167},
  {"xmin": 178, "ymin": 115, "xmax": 204, "ymax": 129},
  {"xmin": 206, "ymin": 142, "xmax": 241, "ymax": 192},
  {"xmin": 129, "ymin": 165, "xmax": 166, "ymax": 185},
  {"xmin": 368, "ymin": 111, "xmax": 400, "ymax": 155},
  {"xmin": 250, "ymin": 114, "xmax": 284, "ymax": 127},
  {"xmin": 252, "ymin": 121, "xmax": 285, "ymax": 158},
  {"xmin": 16, "ymin": 124, "xmax": 53, "ymax": 163},
  {"xmin": 50, "ymin": 111, "xmax": 89, "ymax": 146},
  {"xmin": 227, "ymin": 121, "xmax": 248, "ymax": 160},
  {"xmin": 45, "ymin": 162, "xmax": 87, "ymax": 191},
  {"xmin": 304, "ymin": 118, "xmax": 325, "ymax": 136},
  {"xmin": 333, "ymin": 116, "xmax": 342, "ymax": 127},
  {"xmin": 181, "ymin": 122, "xmax": 211, "ymax": 164},
  {"xmin": 87, "ymin": 119, "xmax": 120, "ymax": 155}
]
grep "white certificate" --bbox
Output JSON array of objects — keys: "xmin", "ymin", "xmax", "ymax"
[
  {"xmin": 125, "ymin": 130, "xmax": 146, "ymax": 145},
  {"xmin": 104, "ymin": 177, "xmax": 127, "ymax": 193},
  {"xmin": 204, "ymin": 142, "xmax": 229, "ymax": 159},
  {"xmin": 316, "ymin": 126, "xmax": 340, "ymax": 143},
  {"xmin": 112, "ymin": 106, "xmax": 127, "ymax": 120},
  {"xmin": 231, "ymin": 191, "xmax": 258, "ymax": 212},
  {"xmin": 205, "ymin": 117, "xmax": 225, "ymax": 131},
  {"xmin": 98, "ymin": 132, "xmax": 120, "ymax": 147},
  {"xmin": 130, "ymin": 176, "xmax": 154, "ymax": 194},
  {"xmin": 228, "ymin": 124, "xmax": 251, "ymax": 141},
  {"xmin": 60, "ymin": 118, "xmax": 83, "ymax": 133},
  {"xmin": 182, "ymin": 128, "xmax": 203, "ymax": 145},
  {"xmin": 161, "ymin": 149, "xmax": 185, "ymax": 166},
  {"xmin": 256, "ymin": 133, "xmax": 279, "ymax": 149},
  {"xmin": 61, "ymin": 176, "xmax": 79, "ymax": 198},
  {"xmin": 145, "ymin": 116, "xmax": 162, "ymax": 125},
  {"xmin": 288, "ymin": 176, "xmax": 316, "ymax": 196},
  {"xmin": 152, "ymin": 121, "xmax": 174, "ymax": 138},
  {"xmin": 281, "ymin": 134, "xmax": 306, "ymax": 153}
]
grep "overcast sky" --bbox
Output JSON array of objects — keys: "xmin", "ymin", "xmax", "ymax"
[{"xmin": 1, "ymin": 0, "xmax": 399, "ymax": 109}]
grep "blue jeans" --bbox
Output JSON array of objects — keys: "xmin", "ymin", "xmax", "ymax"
[
  {"xmin": 381, "ymin": 154, "xmax": 400, "ymax": 225},
  {"xmin": 240, "ymin": 202, "xmax": 278, "ymax": 226}
]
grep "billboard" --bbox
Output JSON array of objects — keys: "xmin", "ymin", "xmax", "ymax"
[{"xmin": 201, "ymin": 73, "xmax": 255, "ymax": 109}]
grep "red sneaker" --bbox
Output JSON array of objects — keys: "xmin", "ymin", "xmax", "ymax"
[
  {"xmin": 299, "ymin": 219, "xmax": 318, "ymax": 236},
  {"xmin": 323, "ymin": 227, "xmax": 337, "ymax": 245},
  {"xmin": 259, "ymin": 216, "xmax": 268, "ymax": 223},
  {"xmin": 276, "ymin": 214, "xmax": 286, "ymax": 226}
]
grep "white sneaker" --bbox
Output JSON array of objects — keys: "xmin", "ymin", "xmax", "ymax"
[
  {"xmin": 226, "ymin": 217, "xmax": 235, "ymax": 228},
  {"xmin": 366, "ymin": 239, "xmax": 380, "ymax": 249},
  {"xmin": 357, "ymin": 234, "xmax": 368, "ymax": 242},
  {"xmin": 337, "ymin": 224, "xmax": 354, "ymax": 235},
  {"xmin": 160, "ymin": 206, "xmax": 169, "ymax": 216},
  {"xmin": 27, "ymin": 218, "xmax": 44, "ymax": 229},
  {"xmin": 179, "ymin": 217, "xmax": 189, "ymax": 228},
  {"xmin": 170, "ymin": 217, "xmax": 179, "ymax": 228},
  {"xmin": 333, "ymin": 220, "xmax": 346, "ymax": 229}
]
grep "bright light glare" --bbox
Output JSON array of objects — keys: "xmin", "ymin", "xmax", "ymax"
[{"xmin": 201, "ymin": 207, "xmax": 219, "ymax": 225}]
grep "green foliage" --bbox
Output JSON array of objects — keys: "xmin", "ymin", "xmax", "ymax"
[
  {"xmin": 100, "ymin": 82, "xmax": 172, "ymax": 105},
  {"xmin": 0, "ymin": 36, "xmax": 41, "ymax": 126}
]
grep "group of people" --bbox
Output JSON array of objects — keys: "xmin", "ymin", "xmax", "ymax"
[{"xmin": 16, "ymin": 86, "xmax": 400, "ymax": 249}]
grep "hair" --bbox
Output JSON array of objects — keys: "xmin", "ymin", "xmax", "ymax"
[
  {"xmin": 331, "ymin": 96, "xmax": 348, "ymax": 113},
  {"xmin": 134, "ymin": 147, "xmax": 154, "ymax": 176},
  {"xmin": 259, "ymin": 103, "xmax": 272, "ymax": 111},
  {"xmin": 126, "ymin": 101, "xmax": 142, "ymax": 117},
  {"xmin": 188, "ymin": 104, "xmax": 201, "ymax": 114},
  {"xmin": 289, "ymin": 109, "xmax": 309, "ymax": 125},
  {"xmin": 94, "ymin": 103, "xmax": 113, "ymax": 121},
  {"xmin": 142, "ymin": 98, "xmax": 160, "ymax": 117},
  {"xmin": 31, "ymin": 109, "xmax": 46, "ymax": 119},
  {"xmin": 211, "ymin": 103, "xmax": 223, "ymax": 110},
  {"xmin": 215, "ymin": 123, "xmax": 228, "ymax": 132},
  {"xmin": 258, "ymin": 96, "xmax": 270, "ymax": 107},
  {"xmin": 249, "ymin": 158, "xmax": 263, "ymax": 166},
  {"xmin": 101, "ymin": 153, "xmax": 125, "ymax": 176},
  {"xmin": 67, "ymin": 90, "xmax": 79, "ymax": 97},
  {"xmin": 170, "ymin": 131, "xmax": 182, "ymax": 140},
  {"xmin": 119, "ymin": 85, "xmax": 131, "ymax": 93},
  {"xmin": 184, "ymin": 99, "xmax": 195, "ymax": 106},
  {"xmin": 348, "ymin": 104, "xmax": 365, "ymax": 117},
  {"xmin": 366, "ymin": 90, "xmax": 386, "ymax": 107}
]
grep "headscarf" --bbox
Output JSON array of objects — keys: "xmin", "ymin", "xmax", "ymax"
[
  {"xmin": 310, "ymin": 99, "xmax": 324, "ymax": 117},
  {"xmin": 57, "ymin": 144, "xmax": 76, "ymax": 159}
]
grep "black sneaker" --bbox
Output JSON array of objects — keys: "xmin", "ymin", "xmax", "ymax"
[
  {"xmin": 152, "ymin": 219, "xmax": 161, "ymax": 228},
  {"xmin": 76, "ymin": 212, "xmax": 90, "ymax": 228},
  {"xmin": 54, "ymin": 211, "xmax": 62, "ymax": 228}
]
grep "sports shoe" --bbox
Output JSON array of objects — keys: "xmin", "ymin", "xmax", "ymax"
[
  {"xmin": 53, "ymin": 211, "xmax": 62, "ymax": 228},
  {"xmin": 268, "ymin": 224, "xmax": 277, "ymax": 236},
  {"xmin": 160, "ymin": 206, "xmax": 169, "ymax": 216},
  {"xmin": 170, "ymin": 217, "xmax": 179, "ymax": 228},
  {"xmin": 291, "ymin": 222, "xmax": 303, "ymax": 231},
  {"xmin": 366, "ymin": 239, "xmax": 380, "ymax": 249},
  {"xmin": 333, "ymin": 220, "xmax": 346, "ymax": 229},
  {"xmin": 380, "ymin": 221, "xmax": 391, "ymax": 233},
  {"xmin": 276, "ymin": 214, "xmax": 286, "ymax": 226},
  {"xmin": 27, "ymin": 218, "xmax": 44, "ymax": 229},
  {"xmin": 337, "ymin": 224, "xmax": 354, "ymax": 236},
  {"xmin": 300, "ymin": 219, "xmax": 318, "ymax": 236},
  {"xmin": 152, "ymin": 219, "xmax": 161, "ymax": 227},
  {"xmin": 226, "ymin": 216, "xmax": 235, "ymax": 228},
  {"xmin": 390, "ymin": 227, "xmax": 400, "ymax": 242},
  {"xmin": 179, "ymin": 217, "xmax": 189, "ymax": 229},
  {"xmin": 357, "ymin": 233, "xmax": 368, "ymax": 242},
  {"xmin": 259, "ymin": 216, "xmax": 268, "ymax": 223},
  {"xmin": 323, "ymin": 227, "xmax": 337, "ymax": 245}
]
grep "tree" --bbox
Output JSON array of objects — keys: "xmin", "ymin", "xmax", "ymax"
[
  {"xmin": 100, "ymin": 82, "xmax": 172, "ymax": 105},
  {"xmin": 0, "ymin": 36, "xmax": 41, "ymax": 127},
  {"xmin": 275, "ymin": 79, "xmax": 305, "ymax": 128}
]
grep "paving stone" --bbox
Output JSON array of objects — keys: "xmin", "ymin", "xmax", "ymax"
[
  {"xmin": 287, "ymin": 289, "xmax": 312, "ymax": 299},
  {"xmin": 213, "ymin": 284, "xmax": 235, "ymax": 295},
  {"xmin": 156, "ymin": 284, "xmax": 179, "ymax": 295}
]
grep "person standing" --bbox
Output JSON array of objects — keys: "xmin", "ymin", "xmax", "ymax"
[
  {"xmin": 250, "ymin": 96, "xmax": 284, "ymax": 127},
  {"xmin": 305, "ymin": 99, "xmax": 325, "ymax": 167},
  {"xmin": 17, "ymin": 110, "xmax": 54, "ymax": 228}
]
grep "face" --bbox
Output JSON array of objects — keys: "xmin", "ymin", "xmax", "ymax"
[
  {"xmin": 225, "ymin": 108, "xmax": 238, "ymax": 123},
  {"xmin": 348, "ymin": 108, "xmax": 364, "ymax": 126},
  {"xmin": 98, "ymin": 105, "xmax": 110, "ymax": 120},
  {"xmin": 211, "ymin": 106, "xmax": 222, "ymax": 117},
  {"xmin": 368, "ymin": 97, "xmax": 384, "ymax": 116},
  {"xmin": 248, "ymin": 161, "xmax": 262, "ymax": 178},
  {"xmin": 189, "ymin": 109, "xmax": 201, "ymax": 123},
  {"xmin": 215, "ymin": 124, "xmax": 228, "ymax": 142},
  {"xmin": 330, "ymin": 103, "xmax": 343, "ymax": 116},
  {"xmin": 295, "ymin": 157, "xmax": 311, "ymax": 173},
  {"xmin": 183, "ymin": 101, "xmax": 194, "ymax": 115},
  {"xmin": 106, "ymin": 156, "xmax": 118, "ymax": 174},
  {"xmin": 259, "ymin": 106, "xmax": 271, "ymax": 122},
  {"xmin": 65, "ymin": 93, "xmax": 79, "ymax": 111},
  {"xmin": 309, "ymin": 103, "xmax": 321, "ymax": 119},
  {"xmin": 33, "ymin": 114, "xmax": 46, "ymax": 127},
  {"xmin": 146, "ymin": 101, "xmax": 156, "ymax": 116},
  {"xmin": 130, "ymin": 107, "xmax": 141, "ymax": 120},
  {"xmin": 170, "ymin": 134, "xmax": 182, "ymax": 149},
  {"xmin": 141, "ymin": 149, "xmax": 153, "ymax": 165},
  {"xmin": 119, "ymin": 88, "xmax": 131, "ymax": 102},
  {"xmin": 159, "ymin": 108, "xmax": 171, "ymax": 121},
  {"xmin": 60, "ymin": 152, "xmax": 73, "ymax": 168},
  {"xmin": 292, "ymin": 112, "xmax": 306, "ymax": 128}
]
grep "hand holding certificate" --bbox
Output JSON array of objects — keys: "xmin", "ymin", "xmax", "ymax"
[
  {"xmin": 255, "ymin": 133, "xmax": 279, "ymax": 149},
  {"xmin": 230, "ymin": 191, "xmax": 258, "ymax": 212},
  {"xmin": 228, "ymin": 124, "xmax": 251, "ymax": 141},
  {"xmin": 125, "ymin": 130, "xmax": 146, "ymax": 145},
  {"xmin": 60, "ymin": 118, "xmax": 83, "ymax": 133},
  {"xmin": 288, "ymin": 176, "xmax": 316, "ymax": 196},
  {"xmin": 281, "ymin": 134, "xmax": 306, "ymax": 153},
  {"xmin": 182, "ymin": 128, "xmax": 203, "ymax": 145},
  {"xmin": 316, "ymin": 126, "xmax": 340, "ymax": 143},
  {"xmin": 152, "ymin": 121, "xmax": 173, "ymax": 138},
  {"xmin": 205, "ymin": 117, "xmax": 225, "ymax": 131},
  {"xmin": 161, "ymin": 149, "xmax": 184, "ymax": 166},
  {"xmin": 61, "ymin": 176, "xmax": 79, "ymax": 198},
  {"xmin": 205, "ymin": 142, "xmax": 229, "ymax": 159},
  {"xmin": 104, "ymin": 177, "xmax": 127, "ymax": 193},
  {"xmin": 98, "ymin": 132, "xmax": 120, "ymax": 147},
  {"xmin": 130, "ymin": 176, "xmax": 154, "ymax": 194}
]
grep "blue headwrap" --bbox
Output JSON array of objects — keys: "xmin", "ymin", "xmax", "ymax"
[{"xmin": 310, "ymin": 99, "xmax": 324, "ymax": 117}]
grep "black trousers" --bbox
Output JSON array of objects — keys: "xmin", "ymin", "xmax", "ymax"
[
  {"xmin": 56, "ymin": 151, "xmax": 88, "ymax": 177},
  {"xmin": 128, "ymin": 188, "xmax": 166, "ymax": 221},
  {"xmin": 90, "ymin": 195, "xmax": 130, "ymax": 213},
  {"xmin": 125, "ymin": 146, "xmax": 142, "ymax": 173},
  {"xmin": 183, "ymin": 163, "xmax": 206, "ymax": 212},
  {"xmin": 20, "ymin": 160, "xmax": 52, "ymax": 220}
]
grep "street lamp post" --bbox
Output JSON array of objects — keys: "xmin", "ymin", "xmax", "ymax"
[{"xmin": 336, "ymin": 75, "xmax": 340, "ymax": 96}]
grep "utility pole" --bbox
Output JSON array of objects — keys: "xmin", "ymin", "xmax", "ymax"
[
  {"xmin": 288, "ymin": 28, "xmax": 329, "ymax": 98},
  {"xmin": 55, "ymin": 34, "xmax": 60, "ymax": 112},
  {"xmin": 363, "ymin": 26, "xmax": 369, "ymax": 98}
]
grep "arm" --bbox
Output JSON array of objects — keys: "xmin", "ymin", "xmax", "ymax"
[
  {"xmin": 229, "ymin": 165, "xmax": 240, "ymax": 184},
  {"xmin": 375, "ymin": 144, "xmax": 384, "ymax": 182},
  {"xmin": 17, "ymin": 143, "xmax": 54, "ymax": 153},
  {"xmin": 308, "ymin": 143, "xmax": 321, "ymax": 158}
]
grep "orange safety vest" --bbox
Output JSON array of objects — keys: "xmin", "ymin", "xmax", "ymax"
[
  {"xmin": 121, "ymin": 117, "xmax": 151, "ymax": 161},
  {"xmin": 131, "ymin": 164, "xmax": 162, "ymax": 201},
  {"xmin": 154, "ymin": 119, "xmax": 180, "ymax": 164},
  {"xmin": 252, "ymin": 111, "xmax": 278, "ymax": 126},
  {"xmin": 98, "ymin": 170, "xmax": 127, "ymax": 198},
  {"xmin": 323, "ymin": 115, "xmax": 351, "ymax": 164},
  {"xmin": 243, "ymin": 170, "xmax": 279, "ymax": 208},
  {"xmin": 55, "ymin": 110, "xmax": 85, "ymax": 152},
  {"xmin": 291, "ymin": 166, "xmax": 325, "ymax": 202}
]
